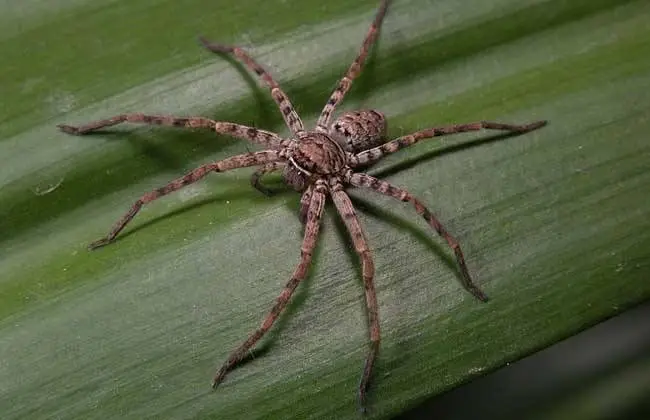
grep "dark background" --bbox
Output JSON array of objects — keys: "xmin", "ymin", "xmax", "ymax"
[{"xmin": 397, "ymin": 300, "xmax": 650, "ymax": 420}]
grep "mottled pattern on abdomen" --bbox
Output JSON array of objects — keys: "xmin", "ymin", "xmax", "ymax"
[{"xmin": 329, "ymin": 110, "xmax": 387, "ymax": 153}]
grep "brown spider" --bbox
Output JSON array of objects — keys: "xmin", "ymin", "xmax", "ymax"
[{"xmin": 58, "ymin": 0, "xmax": 546, "ymax": 411}]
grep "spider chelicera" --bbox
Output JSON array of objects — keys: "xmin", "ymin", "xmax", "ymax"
[{"xmin": 58, "ymin": 0, "xmax": 546, "ymax": 410}]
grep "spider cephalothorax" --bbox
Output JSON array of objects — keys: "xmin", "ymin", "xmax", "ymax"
[
  {"xmin": 58, "ymin": 0, "xmax": 546, "ymax": 411},
  {"xmin": 284, "ymin": 131, "xmax": 347, "ymax": 190}
]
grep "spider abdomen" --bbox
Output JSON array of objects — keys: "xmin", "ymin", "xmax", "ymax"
[{"xmin": 329, "ymin": 110, "xmax": 387, "ymax": 153}]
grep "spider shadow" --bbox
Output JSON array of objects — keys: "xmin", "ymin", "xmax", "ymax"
[
  {"xmin": 348, "ymin": 25, "xmax": 382, "ymax": 106},
  {"xmin": 91, "ymin": 128, "xmax": 531, "ymax": 249},
  {"xmin": 208, "ymin": 49, "xmax": 278, "ymax": 129},
  {"xmin": 94, "ymin": 187, "xmax": 283, "ymax": 245},
  {"xmin": 220, "ymin": 197, "xmax": 323, "ymax": 369},
  {"xmin": 233, "ymin": 243, "xmax": 324, "ymax": 367},
  {"xmin": 231, "ymin": 131, "xmax": 534, "ymax": 369},
  {"xmin": 350, "ymin": 194, "xmax": 460, "ymax": 275},
  {"xmin": 126, "ymin": 131, "xmax": 213, "ymax": 173},
  {"xmin": 28, "ymin": 66, "xmax": 293, "ymax": 252},
  {"xmin": 91, "ymin": 179, "xmax": 314, "ymax": 367},
  {"xmin": 370, "ymin": 130, "xmax": 530, "ymax": 179},
  {"xmin": 326, "ymin": 192, "xmax": 460, "ymax": 340},
  {"xmin": 76, "ymin": 117, "xmax": 241, "ymax": 171},
  {"xmin": 95, "ymin": 130, "xmax": 531, "ymax": 378},
  {"xmin": 330, "ymin": 130, "xmax": 531, "ymax": 291},
  {"xmin": 318, "ymin": 192, "xmax": 464, "ymax": 402}
]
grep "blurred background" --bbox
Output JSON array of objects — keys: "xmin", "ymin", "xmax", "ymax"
[{"xmin": 398, "ymin": 300, "xmax": 650, "ymax": 419}]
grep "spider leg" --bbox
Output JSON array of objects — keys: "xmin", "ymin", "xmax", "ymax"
[
  {"xmin": 199, "ymin": 38, "xmax": 304, "ymax": 134},
  {"xmin": 348, "ymin": 172, "xmax": 488, "ymax": 301},
  {"xmin": 329, "ymin": 178, "xmax": 378, "ymax": 412},
  {"xmin": 211, "ymin": 180, "xmax": 327, "ymax": 388},
  {"xmin": 351, "ymin": 120, "xmax": 548, "ymax": 167},
  {"xmin": 316, "ymin": 0, "xmax": 390, "ymax": 129},
  {"xmin": 251, "ymin": 162, "xmax": 286, "ymax": 196},
  {"xmin": 298, "ymin": 185, "xmax": 314, "ymax": 224},
  {"xmin": 58, "ymin": 115, "xmax": 286, "ymax": 149},
  {"xmin": 89, "ymin": 150, "xmax": 281, "ymax": 250}
]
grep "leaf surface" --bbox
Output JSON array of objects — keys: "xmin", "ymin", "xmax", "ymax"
[{"xmin": 1, "ymin": 0, "xmax": 649, "ymax": 418}]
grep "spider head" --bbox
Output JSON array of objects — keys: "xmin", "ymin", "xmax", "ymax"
[{"xmin": 283, "ymin": 131, "xmax": 347, "ymax": 190}]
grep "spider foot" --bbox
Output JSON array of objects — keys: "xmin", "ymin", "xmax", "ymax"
[
  {"xmin": 357, "ymin": 394, "xmax": 369, "ymax": 415},
  {"xmin": 468, "ymin": 286, "xmax": 489, "ymax": 303},
  {"xmin": 211, "ymin": 369, "xmax": 228, "ymax": 390},
  {"xmin": 198, "ymin": 36, "xmax": 233, "ymax": 54},
  {"xmin": 57, "ymin": 124, "xmax": 84, "ymax": 135},
  {"xmin": 521, "ymin": 120, "xmax": 548, "ymax": 132},
  {"xmin": 358, "ymin": 382, "xmax": 375, "ymax": 415},
  {"xmin": 88, "ymin": 237, "xmax": 114, "ymax": 250}
]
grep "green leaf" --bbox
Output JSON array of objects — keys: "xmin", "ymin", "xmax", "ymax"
[{"xmin": 1, "ymin": 0, "xmax": 649, "ymax": 418}]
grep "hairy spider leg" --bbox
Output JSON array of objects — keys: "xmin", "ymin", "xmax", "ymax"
[
  {"xmin": 329, "ymin": 178, "xmax": 379, "ymax": 411},
  {"xmin": 352, "ymin": 120, "xmax": 547, "ymax": 167},
  {"xmin": 199, "ymin": 39, "xmax": 305, "ymax": 134},
  {"xmin": 58, "ymin": 115, "xmax": 287, "ymax": 149},
  {"xmin": 317, "ymin": 0, "xmax": 390, "ymax": 130},
  {"xmin": 211, "ymin": 181, "xmax": 327, "ymax": 387},
  {"xmin": 87, "ymin": 150, "xmax": 281, "ymax": 249},
  {"xmin": 349, "ymin": 172, "xmax": 488, "ymax": 301}
]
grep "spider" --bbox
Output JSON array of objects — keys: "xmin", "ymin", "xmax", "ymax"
[{"xmin": 58, "ymin": 0, "xmax": 546, "ymax": 411}]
